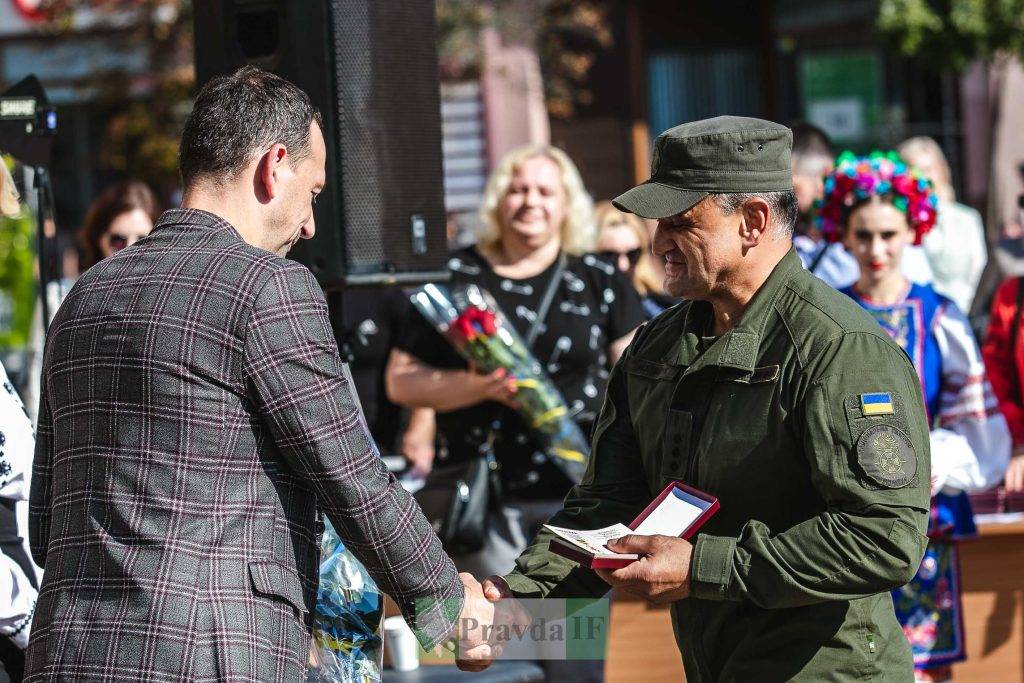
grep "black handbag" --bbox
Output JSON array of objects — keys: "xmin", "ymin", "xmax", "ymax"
[
  {"xmin": 414, "ymin": 254, "xmax": 566, "ymax": 553},
  {"xmin": 414, "ymin": 436, "xmax": 501, "ymax": 554}
]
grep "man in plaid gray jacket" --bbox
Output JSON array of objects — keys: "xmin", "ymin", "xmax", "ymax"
[{"xmin": 25, "ymin": 67, "xmax": 500, "ymax": 681}]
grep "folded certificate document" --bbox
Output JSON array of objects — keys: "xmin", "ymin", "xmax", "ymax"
[{"xmin": 544, "ymin": 481, "xmax": 719, "ymax": 569}]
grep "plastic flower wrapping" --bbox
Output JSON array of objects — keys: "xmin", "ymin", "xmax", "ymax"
[
  {"xmin": 814, "ymin": 150, "xmax": 939, "ymax": 245},
  {"xmin": 410, "ymin": 283, "xmax": 590, "ymax": 484},
  {"xmin": 308, "ymin": 518, "xmax": 384, "ymax": 682}
]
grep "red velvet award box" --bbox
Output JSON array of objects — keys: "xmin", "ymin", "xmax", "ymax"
[{"xmin": 545, "ymin": 481, "xmax": 720, "ymax": 569}]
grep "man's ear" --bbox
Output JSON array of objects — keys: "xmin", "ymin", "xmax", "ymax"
[
  {"xmin": 739, "ymin": 197, "xmax": 771, "ymax": 247},
  {"xmin": 256, "ymin": 143, "xmax": 288, "ymax": 202}
]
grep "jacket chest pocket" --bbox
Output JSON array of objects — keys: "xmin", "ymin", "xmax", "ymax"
[
  {"xmin": 626, "ymin": 358, "xmax": 681, "ymax": 411},
  {"xmin": 694, "ymin": 367, "xmax": 782, "ymax": 488}
]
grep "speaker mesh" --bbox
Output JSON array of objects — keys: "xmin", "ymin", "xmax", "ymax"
[
  {"xmin": 192, "ymin": 0, "xmax": 449, "ymax": 287},
  {"xmin": 328, "ymin": 0, "xmax": 448, "ymax": 280}
]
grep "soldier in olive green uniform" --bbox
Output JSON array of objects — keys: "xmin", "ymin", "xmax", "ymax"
[{"xmin": 483, "ymin": 117, "xmax": 930, "ymax": 681}]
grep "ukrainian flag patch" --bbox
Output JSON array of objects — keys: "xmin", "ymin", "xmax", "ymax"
[{"xmin": 860, "ymin": 392, "xmax": 894, "ymax": 416}]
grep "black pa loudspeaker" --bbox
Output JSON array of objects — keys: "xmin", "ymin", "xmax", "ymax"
[{"xmin": 193, "ymin": 0, "xmax": 450, "ymax": 287}]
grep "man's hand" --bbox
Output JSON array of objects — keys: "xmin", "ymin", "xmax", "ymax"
[
  {"xmin": 1005, "ymin": 448, "xmax": 1024, "ymax": 492},
  {"xmin": 453, "ymin": 573, "xmax": 531, "ymax": 671},
  {"xmin": 483, "ymin": 576, "xmax": 534, "ymax": 630},
  {"xmin": 455, "ymin": 574, "xmax": 532, "ymax": 672},
  {"xmin": 594, "ymin": 534, "xmax": 694, "ymax": 605},
  {"xmin": 454, "ymin": 573, "xmax": 498, "ymax": 671},
  {"xmin": 483, "ymin": 575, "xmax": 512, "ymax": 601}
]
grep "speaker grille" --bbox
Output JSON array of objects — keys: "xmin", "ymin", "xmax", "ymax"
[
  {"xmin": 328, "ymin": 0, "xmax": 448, "ymax": 280},
  {"xmin": 192, "ymin": 0, "xmax": 450, "ymax": 288}
]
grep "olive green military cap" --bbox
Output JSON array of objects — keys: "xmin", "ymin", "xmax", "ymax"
[{"xmin": 613, "ymin": 115, "xmax": 794, "ymax": 219}]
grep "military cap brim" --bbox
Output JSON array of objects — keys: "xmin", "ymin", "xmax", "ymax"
[{"xmin": 611, "ymin": 182, "xmax": 709, "ymax": 220}]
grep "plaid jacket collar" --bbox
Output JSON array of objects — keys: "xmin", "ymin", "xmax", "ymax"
[{"xmin": 154, "ymin": 207, "xmax": 244, "ymax": 241}]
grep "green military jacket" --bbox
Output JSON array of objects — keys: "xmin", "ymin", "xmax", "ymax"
[{"xmin": 505, "ymin": 249, "xmax": 931, "ymax": 681}]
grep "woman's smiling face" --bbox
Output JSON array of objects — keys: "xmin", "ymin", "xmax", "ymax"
[{"xmin": 498, "ymin": 155, "xmax": 567, "ymax": 247}]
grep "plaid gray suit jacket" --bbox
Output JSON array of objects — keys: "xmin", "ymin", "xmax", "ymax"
[{"xmin": 26, "ymin": 209, "xmax": 463, "ymax": 681}]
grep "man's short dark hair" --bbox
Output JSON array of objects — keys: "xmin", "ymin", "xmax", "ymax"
[
  {"xmin": 790, "ymin": 121, "xmax": 833, "ymax": 160},
  {"xmin": 713, "ymin": 190, "xmax": 799, "ymax": 239},
  {"xmin": 179, "ymin": 65, "xmax": 323, "ymax": 189}
]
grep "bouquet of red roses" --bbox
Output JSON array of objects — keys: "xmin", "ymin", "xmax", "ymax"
[{"xmin": 411, "ymin": 283, "xmax": 589, "ymax": 483}]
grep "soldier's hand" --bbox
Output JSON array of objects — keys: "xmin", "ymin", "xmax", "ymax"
[
  {"xmin": 595, "ymin": 534, "xmax": 693, "ymax": 604},
  {"xmin": 482, "ymin": 575, "xmax": 513, "ymax": 601},
  {"xmin": 454, "ymin": 573, "xmax": 533, "ymax": 672},
  {"xmin": 454, "ymin": 573, "xmax": 499, "ymax": 672}
]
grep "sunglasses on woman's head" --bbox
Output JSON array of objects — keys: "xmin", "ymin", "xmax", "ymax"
[{"xmin": 600, "ymin": 248, "xmax": 643, "ymax": 267}]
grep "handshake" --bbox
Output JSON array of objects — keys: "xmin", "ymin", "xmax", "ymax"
[{"xmin": 450, "ymin": 572, "xmax": 529, "ymax": 672}]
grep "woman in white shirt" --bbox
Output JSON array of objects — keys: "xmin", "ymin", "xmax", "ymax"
[{"xmin": 898, "ymin": 136, "xmax": 988, "ymax": 313}]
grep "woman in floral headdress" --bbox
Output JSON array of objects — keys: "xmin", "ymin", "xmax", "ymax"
[{"xmin": 818, "ymin": 151, "xmax": 1011, "ymax": 680}]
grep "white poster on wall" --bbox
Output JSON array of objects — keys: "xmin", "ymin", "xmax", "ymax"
[{"xmin": 807, "ymin": 98, "xmax": 865, "ymax": 142}]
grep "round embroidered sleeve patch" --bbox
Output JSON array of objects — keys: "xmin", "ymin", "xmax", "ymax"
[{"xmin": 856, "ymin": 423, "xmax": 918, "ymax": 489}]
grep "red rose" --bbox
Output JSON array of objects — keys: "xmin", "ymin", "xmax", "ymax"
[
  {"xmin": 478, "ymin": 310, "xmax": 497, "ymax": 336},
  {"xmin": 453, "ymin": 312, "xmax": 475, "ymax": 340}
]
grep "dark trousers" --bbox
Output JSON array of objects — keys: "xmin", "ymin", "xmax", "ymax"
[
  {"xmin": 0, "ymin": 498, "xmax": 35, "ymax": 683},
  {"xmin": 0, "ymin": 637, "xmax": 22, "ymax": 682}
]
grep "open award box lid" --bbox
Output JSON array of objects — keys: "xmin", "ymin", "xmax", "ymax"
[{"xmin": 545, "ymin": 481, "xmax": 720, "ymax": 569}]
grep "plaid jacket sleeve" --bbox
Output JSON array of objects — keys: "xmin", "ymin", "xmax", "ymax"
[
  {"xmin": 29, "ymin": 369, "xmax": 52, "ymax": 567},
  {"xmin": 241, "ymin": 262, "xmax": 463, "ymax": 649}
]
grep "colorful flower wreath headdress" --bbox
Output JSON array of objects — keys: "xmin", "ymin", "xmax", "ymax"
[{"xmin": 814, "ymin": 150, "xmax": 938, "ymax": 245}]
